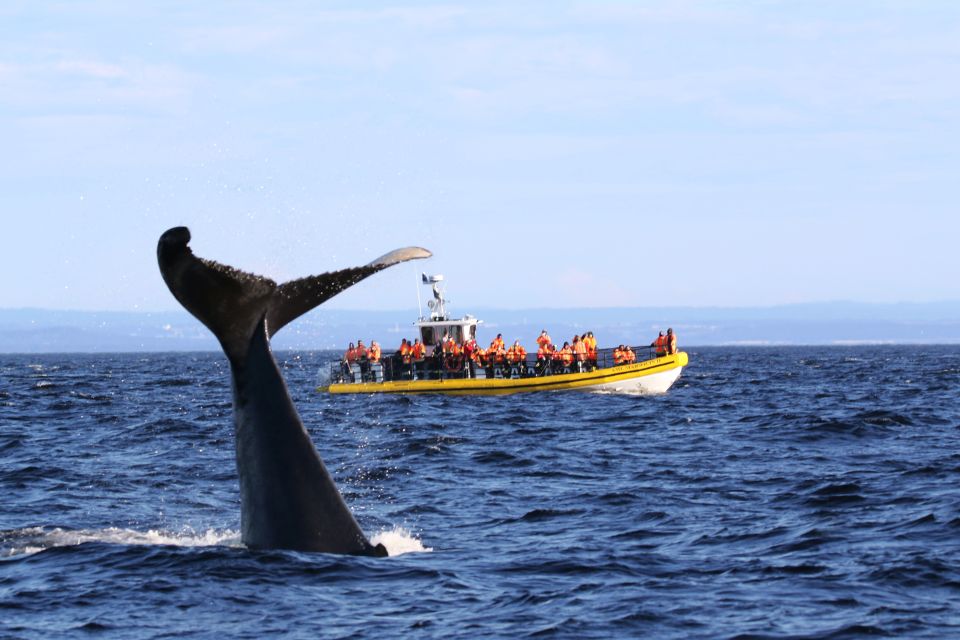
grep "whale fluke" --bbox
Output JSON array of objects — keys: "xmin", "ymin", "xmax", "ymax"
[
  {"xmin": 267, "ymin": 246, "xmax": 431, "ymax": 338},
  {"xmin": 157, "ymin": 226, "xmax": 430, "ymax": 555}
]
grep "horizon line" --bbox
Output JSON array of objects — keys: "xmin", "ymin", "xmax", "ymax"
[{"xmin": 4, "ymin": 299, "xmax": 960, "ymax": 315}]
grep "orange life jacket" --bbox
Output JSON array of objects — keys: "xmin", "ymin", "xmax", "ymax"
[
  {"xmin": 412, "ymin": 342, "xmax": 426, "ymax": 360},
  {"xmin": 536, "ymin": 333, "xmax": 551, "ymax": 348},
  {"xmin": 368, "ymin": 345, "xmax": 381, "ymax": 362},
  {"xmin": 654, "ymin": 335, "xmax": 667, "ymax": 354}
]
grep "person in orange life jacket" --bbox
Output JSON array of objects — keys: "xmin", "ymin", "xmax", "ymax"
[
  {"xmin": 666, "ymin": 328, "xmax": 678, "ymax": 355},
  {"xmin": 344, "ymin": 342, "xmax": 357, "ymax": 364},
  {"xmin": 411, "ymin": 338, "xmax": 426, "ymax": 379},
  {"xmin": 355, "ymin": 339, "xmax": 370, "ymax": 375},
  {"xmin": 398, "ymin": 338, "xmax": 411, "ymax": 363},
  {"xmin": 411, "ymin": 338, "xmax": 426, "ymax": 361},
  {"xmin": 613, "ymin": 345, "xmax": 626, "ymax": 365},
  {"xmin": 536, "ymin": 341, "xmax": 551, "ymax": 374},
  {"xmin": 559, "ymin": 342, "xmax": 574, "ymax": 367},
  {"xmin": 584, "ymin": 331, "xmax": 597, "ymax": 369},
  {"xmin": 536, "ymin": 330, "xmax": 552, "ymax": 349},
  {"xmin": 488, "ymin": 334, "xmax": 506, "ymax": 363},
  {"xmin": 651, "ymin": 331, "xmax": 667, "ymax": 357},
  {"xmin": 624, "ymin": 345, "xmax": 636, "ymax": 363},
  {"xmin": 507, "ymin": 340, "xmax": 527, "ymax": 366},
  {"xmin": 367, "ymin": 341, "xmax": 381, "ymax": 363},
  {"xmin": 572, "ymin": 335, "xmax": 587, "ymax": 370}
]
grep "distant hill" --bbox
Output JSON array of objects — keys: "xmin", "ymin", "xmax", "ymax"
[{"xmin": 2, "ymin": 303, "xmax": 960, "ymax": 353}]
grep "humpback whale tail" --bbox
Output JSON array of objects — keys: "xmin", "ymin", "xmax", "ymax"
[
  {"xmin": 158, "ymin": 226, "xmax": 431, "ymax": 361},
  {"xmin": 157, "ymin": 226, "xmax": 430, "ymax": 556}
]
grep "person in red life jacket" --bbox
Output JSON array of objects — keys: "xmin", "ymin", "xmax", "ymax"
[
  {"xmin": 666, "ymin": 328, "xmax": 678, "ymax": 355},
  {"xmin": 462, "ymin": 337, "xmax": 481, "ymax": 377},
  {"xmin": 651, "ymin": 331, "xmax": 667, "ymax": 357},
  {"xmin": 536, "ymin": 330, "xmax": 552, "ymax": 350}
]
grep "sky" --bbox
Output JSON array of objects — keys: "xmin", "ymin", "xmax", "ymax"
[{"xmin": 1, "ymin": 1, "xmax": 958, "ymax": 314}]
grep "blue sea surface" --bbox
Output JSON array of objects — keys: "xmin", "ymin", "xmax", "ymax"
[{"xmin": 1, "ymin": 346, "xmax": 958, "ymax": 638}]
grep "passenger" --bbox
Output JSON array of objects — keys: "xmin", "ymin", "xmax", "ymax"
[
  {"xmin": 559, "ymin": 342, "xmax": 574, "ymax": 369},
  {"xmin": 549, "ymin": 343, "xmax": 564, "ymax": 373},
  {"xmin": 536, "ymin": 341, "xmax": 551, "ymax": 375},
  {"xmin": 441, "ymin": 332, "xmax": 456, "ymax": 355},
  {"xmin": 624, "ymin": 345, "xmax": 636, "ymax": 363},
  {"xmin": 463, "ymin": 338, "xmax": 482, "ymax": 376},
  {"xmin": 506, "ymin": 340, "xmax": 527, "ymax": 374},
  {"xmin": 411, "ymin": 338, "xmax": 426, "ymax": 379},
  {"xmin": 356, "ymin": 340, "xmax": 367, "ymax": 360},
  {"xmin": 572, "ymin": 335, "xmax": 587, "ymax": 371},
  {"xmin": 344, "ymin": 342, "xmax": 358, "ymax": 364},
  {"xmin": 666, "ymin": 328, "xmax": 678, "ymax": 355},
  {"xmin": 368, "ymin": 340, "xmax": 381, "ymax": 363},
  {"xmin": 536, "ymin": 329, "xmax": 552, "ymax": 349},
  {"xmin": 398, "ymin": 338, "xmax": 411, "ymax": 363},
  {"xmin": 585, "ymin": 331, "xmax": 598, "ymax": 369},
  {"xmin": 651, "ymin": 331, "xmax": 667, "ymax": 357},
  {"xmin": 613, "ymin": 345, "xmax": 625, "ymax": 365},
  {"xmin": 487, "ymin": 336, "xmax": 506, "ymax": 376}
]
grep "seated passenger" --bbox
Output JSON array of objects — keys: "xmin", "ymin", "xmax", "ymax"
[
  {"xmin": 613, "ymin": 345, "xmax": 625, "ymax": 365},
  {"xmin": 624, "ymin": 345, "xmax": 636, "ymax": 363},
  {"xmin": 506, "ymin": 340, "xmax": 527, "ymax": 373}
]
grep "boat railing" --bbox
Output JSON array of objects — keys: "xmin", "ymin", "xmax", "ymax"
[{"xmin": 329, "ymin": 344, "xmax": 670, "ymax": 384}]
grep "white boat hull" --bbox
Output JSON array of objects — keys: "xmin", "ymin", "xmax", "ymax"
[{"xmin": 586, "ymin": 365, "xmax": 683, "ymax": 394}]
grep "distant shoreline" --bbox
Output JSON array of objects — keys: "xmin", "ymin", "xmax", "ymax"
[{"xmin": 3, "ymin": 304, "xmax": 960, "ymax": 353}]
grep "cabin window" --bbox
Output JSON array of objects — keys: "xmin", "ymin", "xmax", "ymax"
[{"xmin": 420, "ymin": 326, "xmax": 437, "ymax": 346}]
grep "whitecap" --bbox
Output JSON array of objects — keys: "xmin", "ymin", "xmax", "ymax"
[
  {"xmin": 1, "ymin": 526, "xmax": 242, "ymax": 558},
  {"xmin": 370, "ymin": 526, "xmax": 432, "ymax": 556}
]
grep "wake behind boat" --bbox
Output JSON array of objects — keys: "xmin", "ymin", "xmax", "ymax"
[{"xmin": 321, "ymin": 274, "xmax": 688, "ymax": 396}]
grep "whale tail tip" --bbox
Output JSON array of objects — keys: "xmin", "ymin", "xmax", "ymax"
[{"xmin": 157, "ymin": 226, "xmax": 430, "ymax": 362}]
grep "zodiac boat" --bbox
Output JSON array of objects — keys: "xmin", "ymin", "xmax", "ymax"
[{"xmin": 321, "ymin": 274, "xmax": 687, "ymax": 396}]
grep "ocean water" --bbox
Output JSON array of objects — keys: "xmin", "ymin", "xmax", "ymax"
[{"xmin": 1, "ymin": 346, "xmax": 958, "ymax": 639}]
